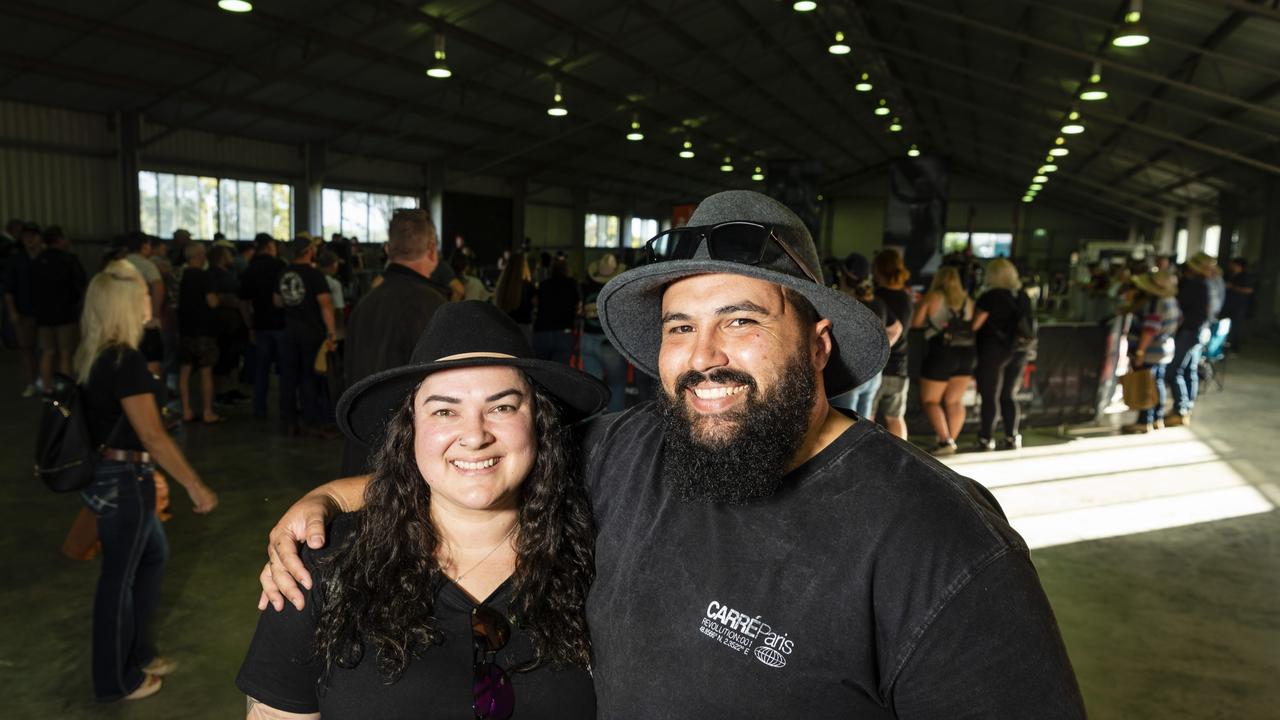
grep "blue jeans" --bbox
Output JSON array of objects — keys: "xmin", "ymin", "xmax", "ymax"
[
  {"xmin": 831, "ymin": 373, "xmax": 882, "ymax": 418},
  {"xmin": 80, "ymin": 461, "xmax": 168, "ymax": 700},
  {"xmin": 533, "ymin": 330, "xmax": 575, "ymax": 365},
  {"xmin": 1170, "ymin": 329, "xmax": 1203, "ymax": 415},
  {"xmin": 1137, "ymin": 362, "xmax": 1169, "ymax": 425},
  {"xmin": 581, "ymin": 333, "xmax": 627, "ymax": 412},
  {"xmin": 251, "ymin": 329, "xmax": 286, "ymax": 418}
]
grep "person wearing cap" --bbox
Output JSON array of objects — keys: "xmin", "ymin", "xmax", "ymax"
[
  {"xmin": 258, "ymin": 191, "xmax": 1084, "ymax": 718},
  {"xmin": 1122, "ymin": 271, "xmax": 1181, "ymax": 434},
  {"xmin": 168, "ymin": 228, "xmax": 192, "ymax": 268},
  {"xmin": 237, "ymin": 301, "xmax": 604, "ymax": 719},
  {"xmin": 1168, "ymin": 253, "xmax": 1215, "ymax": 426},
  {"xmin": 581, "ymin": 252, "xmax": 628, "ymax": 412},
  {"xmin": 123, "ymin": 232, "xmax": 167, "ymax": 376}
]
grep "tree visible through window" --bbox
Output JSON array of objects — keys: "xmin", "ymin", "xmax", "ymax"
[
  {"xmin": 321, "ymin": 188, "xmax": 419, "ymax": 243},
  {"xmin": 138, "ymin": 171, "xmax": 292, "ymax": 240}
]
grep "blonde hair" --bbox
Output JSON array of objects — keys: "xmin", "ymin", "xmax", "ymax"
[
  {"xmin": 928, "ymin": 266, "xmax": 969, "ymax": 309},
  {"xmin": 984, "ymin": 258, "xmax": 1023, "ymax": 292},
  {"xmin": 75, "ymin": 260, "xmax": 149, "ymax": 383}
]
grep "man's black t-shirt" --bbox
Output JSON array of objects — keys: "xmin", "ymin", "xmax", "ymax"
[
  {"xmin": 82, "ymin": 346, "xmax": 165, "ymax": 451},
  {"xmin": 1177, "ymin": 275, "xmax": 1211, "ymax": 333},
  {"xmin": 533, "ymin": 276, "xmax": 579, "ymax": 332},
  {"xmin": 579, "ymin": 404, "xmax": 1084, "ymax": 719},
  {"xmin": 238, "ymin": 255, "xmax": 287, "ymax": 331},
  {"xmin": 1223, "ymin": 271, "xmax": 1254, "ymax": 319},
  {"xmin": 278, "ymin": 263, "xmax": 329, "ymax": 341},
  {"xmin": 875, "ymin": 287, "xmax": 914, "ymax": 376},
  {"xmin": 30, "ymin": 247, "xmax": 86, "ymax": 326},
  {"xmin": 237, "ymin": 514, "xmax": 596, "ymax": 720},
  {"xmin": 177, "ymin": 267, "xmax": 216, "ymax": 338}
]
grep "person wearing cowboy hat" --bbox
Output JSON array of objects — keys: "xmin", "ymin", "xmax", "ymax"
[
  {"xmin": 1123, "ymin": 270, "xmax": 1181, "ymax": 434},
  {"xmin": 238, "ymin": 301, "xmax": 607, "ymax": 719},
  {"xmin": 580, "ymin": 252, "xmax": 628, "ymax": 412},
  {"xmin": 259, "ymin": 191, "xmax": 1084, "ymax": 718},
  {"xmin": 1167, "ymin": 253, "xmax": 1217, "ymax": 427}
]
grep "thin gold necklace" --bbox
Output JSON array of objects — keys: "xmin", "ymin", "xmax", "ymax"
[{"xmin": 447, "ymin": 524, "xmax": 517, "ymax": 584}]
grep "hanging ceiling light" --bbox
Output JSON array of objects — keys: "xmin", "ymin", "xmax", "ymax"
[
  {"xmin": 888, "ymin": 117, "xmax": 903, "ymax": 133},
  {"xmin": 874, "ymin": 98, "xmax": 891, "ymax": 116},
  {"xmin": 792, "ymin": 1, "xmax": 818, "ymax": 11},
  {"xmin": 854, "ymin": 72, "xmax": 873, "ymax": 92},
  {"xmin": 1060, "ymin": 110, "xmax": 1085, "ymax": 134},
  {"xmin": 828, "ymin": 32, "xmax": 851, "ymax": 55},
  {"xmin": 1029, "ymin": 183, "xmax": 1044, "ymax": 191},
  {"xmin": 720, "ymin": 155, "xmax": 735, "ymax": 172},
  {"xmin": 1080, "ymin": 63, "xmax": 1109, "ymax": 101},
  {"xmin": 1032, "ymin": 174, "xmax": 1049, "ymax": 183},
  {"xmin": 751, "ymin": 166, "xmax": 766, "ymax": 181},
  {"xmin": 1113, "ymin": 0, "xmax": 1151, "ymax": 47},
  {"xmin": 217, "ymin": 0, "xmax": 253, "ymax": 12},
  {"xmin": 547, "ymin": 82, "xmax": 568, "ymax": 117},
  {"xmin": 1049, "ymin": 138, "xmax": 1070, "ymax": 157},
  {"xmin": 907, "ymin": 144, "xmax": 921, "ymax": 158},
  {"xmin": 679, "ymin": 137, "xmax": 695, "ymax": 159},
  {"xmin": 1040, "ymin": 163, "xmax": 1058, "ymax": 173},
  {"xmin": 426, "ymin": 35, "xmax": 452, "ymax": 79},
  {"xmin": 1022, "ymin": 196, "xmax": 1034, "ymax": 203},
  {"xmin": 626, "ymin": 113, "xmax": 644, "ymax": 141}
]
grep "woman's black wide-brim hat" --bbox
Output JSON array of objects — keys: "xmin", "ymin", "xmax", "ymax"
[
  {"xmin": 596, "ymin": 190, "xmax": 889, "ymax": 396},
  {"xmin": 336, "ymin": 301, "xmax": 611, "ymax": 446}
]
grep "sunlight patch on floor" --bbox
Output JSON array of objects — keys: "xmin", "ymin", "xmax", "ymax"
[{"xmin": 943, "ymin": 428, "xmax": 1275, "ymax": 549}]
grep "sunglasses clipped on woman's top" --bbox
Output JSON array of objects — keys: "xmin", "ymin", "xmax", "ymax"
[
  {"xmin": 472, "ymin": 603, "xmax": 515, "ymax": 720},
  {"xmin": 640, "ymin": 221, "xmax": 822, "ymax": 285}
]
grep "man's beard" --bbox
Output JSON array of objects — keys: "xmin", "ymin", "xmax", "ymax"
[{"xmin": 656, "ymin": 352, "xmax": 817, "ymax": 505}]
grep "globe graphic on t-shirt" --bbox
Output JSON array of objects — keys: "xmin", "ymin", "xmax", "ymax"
[{"xmin": 279, "ymin": 271, "xmax": 306, "ymax": 307}]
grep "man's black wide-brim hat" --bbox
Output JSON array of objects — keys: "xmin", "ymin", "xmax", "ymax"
[
  {"xmin": 336, "ymin": 301, "xmax": 610, "ymax": 446},
  {"xmin": 596, "ymin": 190, "xmax": 889, "ymax": 396}
]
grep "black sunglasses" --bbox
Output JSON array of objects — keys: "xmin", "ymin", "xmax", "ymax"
[
  {"xmin": 472, "ymin": 604, "xmax": 514, "ymax": 720},
  {"xmin": 641, "ymin": 221, "xmax": 821, "ymax": 284}
]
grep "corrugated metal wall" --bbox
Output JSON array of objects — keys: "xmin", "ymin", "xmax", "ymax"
[
  {"xmin": 141, "ymin": 120, "xmax": 302, "ymax": 181},
  {"xmin": 0, "ymin": 100, "xmax": 121, "ymax": 240}
]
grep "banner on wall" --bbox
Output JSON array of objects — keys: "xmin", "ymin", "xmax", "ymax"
[
  {"xmin": 671, "ymin": 203, "xmax": 696, "ymax": 228},
  {"xmin": 884, "ymin": 157, "xmax": 949, "ymax": 281}
]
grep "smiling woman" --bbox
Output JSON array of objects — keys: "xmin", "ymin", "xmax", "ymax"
[{"xmin": 236, "ymin": 302, "xmax": 609, "ymax": 720}]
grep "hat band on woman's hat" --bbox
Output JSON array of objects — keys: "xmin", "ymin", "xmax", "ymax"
[{"xmin": 435, "ymin": 351, "xmax": 518, "ymax": 362}]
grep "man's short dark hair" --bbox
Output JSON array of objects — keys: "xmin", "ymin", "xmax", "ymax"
[
  {"xmin": 387, "ymin": 209, "xmax": 436, "ymax": 262},
  {"xmin": 124, "ymin": 231, "xmax": 151, "ymax": 253},
  {"xmin": 20, "ymin": 221, "xmax": 41, "ymax": 235},
  {"xmin": 315, "ymin": 249, "xmax": 339, "ymax": 270},
  {"xmin": 783, "ymin": 287, "xmax": 819, "ymax": 336},
  {"xmin": 1230, "ymin": 257, "xmax": 1247, "ymax": 270},
  {"xmin": 42, "ymin": 225, "xmax": 65, "ymax": 244},
  {"xmin": 253, "ymin": 233, "xmax": 275, "ymax": 251}
]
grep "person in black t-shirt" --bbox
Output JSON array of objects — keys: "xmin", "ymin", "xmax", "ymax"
[
  {"xmin": 581, "ymin": 253, "xmax": 628, "ymax": 412},
  {"xmin": 830, "ymin": 252, "xmax": 902, "ymax": 420},
  {"xmin": 971, "ymin": 259, "xmax": 1033, "ymax": 451},
  {"xmin": 872, "ymin": 248, "xmax": 914, "ymax": 440},
  {"xmin": 176, "ymin": 242, "xmax": 223, "ymax": 424},
  {"xmin": 277, "ymin": 237, "xmax": 337, "ymax": 435},
  {"xmin": 31, "ymin": 226, "xmax": 87, "ymax": 391},
  {"xmin": 238, "ymin": 234, "xmax": 288, "ymax": 418},
  {"xmin": 532, "ymin": 257, "xmax": 580, "ymax": 365},
  {"xmin": 4, "ymin": 223, "xmax": 43, "ymax": 395},
  {"xmin": 1169, "ymin": 257, "xmax": 1213, "ymax": 426},
  {"xmin": 1222, "ymin": 257, "xmax": 1254, "ymax": 352},
  {"xmin": 238, "ymin": 302, "xmax": 604, "ymax": 719},
  {"xmin": 260, "ymin": 191, "xmax": 1084, "ymax": 719},
  {"xmin": 75, "ymin": 260, "xmax": 218, "ymax": 702}
]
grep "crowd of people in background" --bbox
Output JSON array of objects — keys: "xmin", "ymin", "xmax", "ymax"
[{"xmin": 0, "ymin": 211, "xmax": 1261, "ymax": 463}]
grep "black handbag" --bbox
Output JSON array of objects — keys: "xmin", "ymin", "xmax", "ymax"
[{"xmin": 34, "ymin": 375, "xmax": 124, "ymax": 493}]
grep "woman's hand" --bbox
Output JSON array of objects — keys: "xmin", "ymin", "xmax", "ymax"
[
  {"xmin": 258, "ymin": 493, "xmax": 335, "ymax": 612},
  {"xmin": 187, "ymin": 481, "xmax": 219, "ymax": 514}
]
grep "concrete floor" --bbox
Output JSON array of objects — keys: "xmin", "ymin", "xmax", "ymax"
[{"xmin": 1, "ymin": 347, "xmax": 1276, "ymax": 719}]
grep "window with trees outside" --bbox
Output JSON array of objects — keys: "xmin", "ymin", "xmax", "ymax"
[
  {"xmin": 584, "ymin": 213, "xmax": 621, "ymax": 248},
  {"xmin": 628, "ymin": 217, "xmax": 660, "ymax": 248},
  {"xmin": 138, "ymin": 171, "xmax": 292, "ymax": 240},
  {"xmin": 321, "ymin": 188, "xmax": 420, "ymax": 244}
]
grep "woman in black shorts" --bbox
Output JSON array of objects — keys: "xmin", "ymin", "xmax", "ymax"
[{"xmin": 912, "ymin": 265, "xmax": 976, "ymax": 456}]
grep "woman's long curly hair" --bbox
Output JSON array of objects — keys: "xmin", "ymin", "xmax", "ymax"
[{"xmin": 312, "ymin": 376, "xmax": 594, "ymax": 684}]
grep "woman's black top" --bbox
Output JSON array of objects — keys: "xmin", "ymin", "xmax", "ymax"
[
  {"xmin": 82, "ymin": 346, "xmax": 165, "ymax": 451},
  {"xmin": 236, "ymin": 514, "xmax": 596, "ymax": 720},
  {"xmin": 976, "ymin": 288, "xmax": 1020, "ymax": 353}
]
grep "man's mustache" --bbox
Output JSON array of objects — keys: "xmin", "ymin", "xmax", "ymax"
[{"xmin": 674, "ymin": 368, "xmax": 759, "ymax": 396}]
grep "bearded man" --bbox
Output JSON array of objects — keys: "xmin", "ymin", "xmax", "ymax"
[{"xmin": 256, "ymin": 191, "xmax": 1084, "ymax": 718}]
